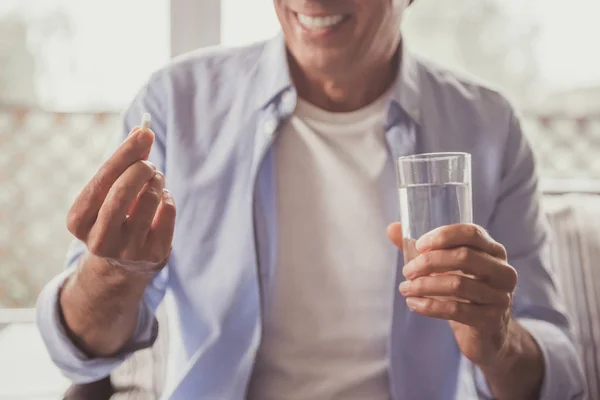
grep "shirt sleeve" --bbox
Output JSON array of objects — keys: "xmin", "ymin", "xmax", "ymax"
[
  {"xmin": 470, "ymin": 105, "xmax": 586, "ymax": 399},
  {"xmin": 36, "ymin": 72, "xmax": 170, "ymax": 384}
]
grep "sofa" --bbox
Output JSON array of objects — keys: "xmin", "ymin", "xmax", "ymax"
[{"xmin": 63, "ymin": 193, "xmax": 600, "ymax": 400}]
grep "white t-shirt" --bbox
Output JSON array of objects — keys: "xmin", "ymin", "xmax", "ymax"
[{"xmin": 247, "ymin": 93, "xmax": 397, "ymax": 400}]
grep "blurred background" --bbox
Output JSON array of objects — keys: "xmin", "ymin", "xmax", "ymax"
[{"xmin": 0, "ymin": 0, "xmax": 599, "ymax": 309}]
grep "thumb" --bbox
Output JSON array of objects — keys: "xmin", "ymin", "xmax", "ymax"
[
  {"xmin": 387, "ymin": 222, "xmax": 403, "ymax": 249},
  {"xmin": 124, "ymin": 127, "xmax": 155, "ymax": 161},
  {"xmin": 136, "ymin": 128, "xmax": 155, "ymax": 161}
]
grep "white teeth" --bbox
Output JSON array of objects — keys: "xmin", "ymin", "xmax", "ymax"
[{"xmin": 297, "ymin": 13, "xmax": 345, "ymax": 30}]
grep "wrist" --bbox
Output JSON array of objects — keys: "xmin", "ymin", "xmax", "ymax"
[
  {"xmin": 59, "ymin": 253, "xmax": 152, "ymax": 357},
  {"xmin": 478, "ymin": 318, "xmax": 522, "ymax": 372},
  {"xmin": 478, "ymin": 319, "xmax": 545, "ymax": 399},
  {"xmin": 82, "ymin": 253, "xmax": 156, "ymax": 292}
]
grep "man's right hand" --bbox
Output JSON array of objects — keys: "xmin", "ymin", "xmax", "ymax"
[{"xmin": 67, "ymin": 126, "xmax": 176, "ymax": 276}]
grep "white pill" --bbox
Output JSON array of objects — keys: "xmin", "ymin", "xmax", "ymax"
[{"xmin": 141, "ymin": 113, "xmax": 152, "ymax": 130}]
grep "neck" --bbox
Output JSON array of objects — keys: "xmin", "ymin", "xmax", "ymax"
[{"xmin": 289, "ymin": 47, "xmax": 401, "ymax": 113}]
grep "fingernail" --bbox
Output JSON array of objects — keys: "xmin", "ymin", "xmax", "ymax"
[
  {"xmin": 163, "ymin": 189, "xmax": 173, "ymax": 204},
  {"xmin": 137, "ymin": 129, "xmax": 154, "ymax": 144},
  {"xmin": 153, "ymin": 172, "xmax": 164, "ymax": 182},
  {"xmin": 403, "ymin": 260, "xmax": 417, "ymax": 279},
  {"xmin": 399, "ymin": 280, "xmax": 411, "ymax": 295},
  {"xmin": 416, "ymin": 231, "xmax": 435, "ymax": 251},
  {"xmin": 143, "ymin": 160, "xmax": 156, "ymax": 170},
  {"xmin": 406, "ymin": 297, "xmax": 425, "ymax": 311}
]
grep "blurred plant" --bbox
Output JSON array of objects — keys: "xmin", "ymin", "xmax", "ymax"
[
  {"xmin": 0, "ymin": 6, "xmax": 73, "ymax": 107},
  {"xmin": 0, "ymin": 12, "xmax": 36, "ymax": 106},
  {"xmin": 454, "ymin": 0, "xmax": 541, "ymax": 107},
  {"xmin": 404, "ymin": 0, "xmax": 541, "ymax": 108}
]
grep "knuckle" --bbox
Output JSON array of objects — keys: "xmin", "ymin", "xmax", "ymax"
[
  {"xmin": 136, "ymin": 160, "xmax": 156, "ymax": 175},
  {"xmin": 412, "ymin": 278, "xmax": 425, "ymax": 292},
  {"xmin": 420, "ymin": 252, "xmax": 434, "ymax": 273},
  {"xmin": 436, "ymin": 229, "xmax": 450, "ymax": 245},
  {"xmin": 135, "ymin": 217, "xmax": 153, "ymax": 233},
  {"xmin": 88, "ymin": 174, "xmax": 106, "ymax": 192},
  {"xmin": 66, "ymin": 209, "xmax": 85, "ymax": 237},
  {"xmin": 145, "ymin": 189, "xmax": 162, "ymax": 204},
  {"xmin": 469, "ymin": 225, "xmax": 486, "ymax": 245},
  {"xmin": 86, "ymin": 237, "xmax": 105, "ymax": 256},
  {"xmin": 110, "ymin": 190, "xmax": 130, "ymax": 211},
  {"xmin": 421, "ymin": 297, "xmax": 435, "ymax": 312},
  {"xmin": 95, "ymin": 163, "xmax": 111, "ymax": 179},
  {"xmin": 153, "ymin": 170, "xmax": 164, "ymax": 182},
  {"xmin": 449, "ymin": 275, "xmax": 464, "ymax": 292},
  {"xmin": 104, "ymin": 202, "xmax": 125, "ymax": 221},
  {"xmin": 446, "ymin": 301, "xmax": 460, "ymax": 318},
  {"xmin": 497, "ymin": 243, "xmax": 508, "ymax": 260},
  {"xmin": 86, "ymin": 221, "xmax": 112, "ymax": 256},
  {"xmin": 468, "ymin": 224, "xmax": 481, "ymax": 238},
  {"xmin": 455, "ymin": 247, "xmax": 470, "ymax": 264},
  {"xmin": 125, "ymin": 161, "xmax": 153, "ymax": 182},
  {"xmin": 468, "ymin": 224, "xmax": 489, "ymax": 244}
]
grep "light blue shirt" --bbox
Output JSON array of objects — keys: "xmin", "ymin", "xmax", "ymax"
[{"xmin": 37, "ymin": 35, "xmax": 586, "ymax": 399}]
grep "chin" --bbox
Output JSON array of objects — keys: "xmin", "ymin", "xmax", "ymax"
[{"xmin": 295, "ymin": 48, "xmax": 354, "ymax": 76}]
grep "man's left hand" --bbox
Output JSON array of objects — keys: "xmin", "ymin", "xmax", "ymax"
[{"xmin": 387, "ymin": 223, "xmax": 518, "ymax": 367}]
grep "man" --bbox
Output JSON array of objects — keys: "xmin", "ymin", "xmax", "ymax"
[{"xmin": 37, "ymin": 0, "xmax": 586, "ymax": 399}]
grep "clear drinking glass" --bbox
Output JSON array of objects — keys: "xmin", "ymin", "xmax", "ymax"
[{"xmin": 397, "ymin": 152, "xmax": 472, "ymax": 265}]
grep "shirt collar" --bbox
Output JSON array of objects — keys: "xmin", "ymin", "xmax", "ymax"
[
  {"xmin": 392, "ymin": 43, "xmax": 422, "ymax": 125},
  {"xmin": 254, "ymin": 33, "xmax": 293, "ymax": 111},
  {"xmin": 254, "ymin": 33, "xmax": 422, "ymax": 125}
]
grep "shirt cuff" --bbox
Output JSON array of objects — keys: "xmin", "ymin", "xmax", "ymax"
[
  {"xmin": 474, "ymin": 318, "xmax": 586, "ymax": 400},
  {"xmin": 36, "ymin": 269, "xmax": 159, "ymax": 384}
]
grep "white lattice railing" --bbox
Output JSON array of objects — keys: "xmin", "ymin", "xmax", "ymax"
[
  {"xmin": 0, "ymin": 108, "xmax": 120, "ymax": 307},
  {"xmin": 1, "ymin": 107, "xmax": 599, "ymax": 307}
]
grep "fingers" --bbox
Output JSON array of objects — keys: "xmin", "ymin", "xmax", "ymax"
[
  {"xmin": 88, "ymin": 160, "xmax": 157, "ymax": 256},
  {"xmin": 387, "ymin": 223, "xmax": 423, "ymax": 263},
  {"xmin": 399, "ymin": 274, "xmax": 512, "ymax": 307},
  {"xmin": 416, "ymin": 224, "xmax": 507, "ymax": 260},
  {"xmin": 67, "ymin": 128, "xmax": 155, "ymax": 238},
  {"xmin": 403, "ymin": 247, "xmax": 517, "ymax": 291},
  {"xmin": 131, "ymin": 126, "xmax": 154, "ymax": 161},
  {"xmin": 146, "ymin": 190, "xmax": 177, "ymax": 260},
  {"xmin": 104, "ymin": 128, "xmax": 155, "ymax": 173},
  {"xmin": 405, "ymin": 296, "xmax": 504, "ymax": 328},
  {"xmin": 387, "ymin": 223, "xmax": 404, "ymax": 249},
  {"xmin": 124, "ymin": 172, "xmax": 165, "ymax": 251}
]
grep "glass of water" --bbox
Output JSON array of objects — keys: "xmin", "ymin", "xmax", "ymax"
[{"xmin": 397, "ymin": 152, "xmax": 472, "ymax": 265}]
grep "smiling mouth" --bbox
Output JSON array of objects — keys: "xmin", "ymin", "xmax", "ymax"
[{"xmin": 294, "ymin": 12, "xmax": 350, "ymax": 32}]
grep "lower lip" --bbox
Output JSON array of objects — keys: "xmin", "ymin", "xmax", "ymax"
[{"xmin": 293, "ymin": 13, "xmax": 350, "ymax": 38}]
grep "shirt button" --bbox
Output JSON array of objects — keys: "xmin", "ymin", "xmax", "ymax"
[
  {"xmin": 410, "ymin": 109, "xmax": 420, "ymax": 120},
  {"xmin": 264, "ymin": 118, "xmax": 278, "ymax": 136},
  {"xmin": 281, "ymin": 90, "xmax": 296, "ymax": 112}
]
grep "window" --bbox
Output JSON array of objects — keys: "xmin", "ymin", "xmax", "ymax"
[
  {"xmin": 222, "ymin": 0, "xmax": 600, "ymax": 188},
  {"xmin": 0, "ymin": 0, "xmax": 170, "ymax": 111},
  {"xmin": 401, "ymin": 0, "xmax": 600, "ymax": 189},
  {"xmin": 0, "ymin": 0, "xmax": 170, "ymax": 308},
  {"xmin": 223, "ymin": 0, "xmax": 600, "ymax": 103},
  {"xmin": 221, "ymin": 0, "xmax": 279, "ymax": 47},
  {"xmin": 2, "ymin": 0, "xmax": 600, "ymax": 309}
]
